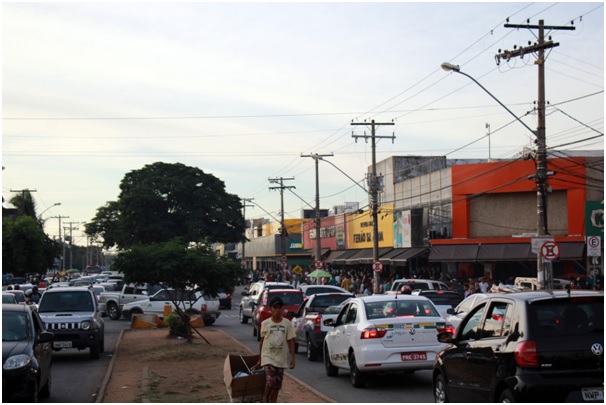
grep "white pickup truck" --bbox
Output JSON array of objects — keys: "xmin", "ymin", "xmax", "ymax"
[
  {"xmin": 120, "ymin": 288, "xmax": 221, "ymax": 326},
  {"xmin": 98, "ymin": 283, "xmax": 163, "ymax": 320}
]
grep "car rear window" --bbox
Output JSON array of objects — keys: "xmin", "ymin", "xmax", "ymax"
[
  {"xmin": 393, "ymin": 282, "xmax": 430, "ymax": 291},
  {"xmin": 420, "ymin": 292, "xmax": 462, "ymax": 306},
  {"xmin": 365, "ymin": 299, "xmax": 441, "ymax": 320},
  {"xmin": 269, "ymin": 292, "xmax": 303, "ymax": 306},
  {"xmin": 530, "ymin": 297, "xmax": 604, "ymax": 337},
  {"xmin": 304, "ymin": 287, "xmax": 342, "ymax": 295},
  {"xmin": 308, "ymin": 294, "xmax": 352, "ymax": 312}
]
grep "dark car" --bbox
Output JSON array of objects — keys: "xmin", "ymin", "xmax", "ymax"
[
  {"xmin": 217, "ymin": 288, "xmax": 232, "ymax": 310},
  {"xmin": 411, "ymin": 289, "xmax": 462, "ymax": 319},
  {"xmin": 251, "ymin": 289, "xmax": 304, "ymax": 341},
  {"xmin": 2, "ymin": 303, "xmax": 54, "ymax": 402},
  {"xmin": 433, "ymin": 290, "xmax": 604, "ymax": 403}
]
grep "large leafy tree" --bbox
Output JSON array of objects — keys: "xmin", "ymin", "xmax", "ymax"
[{"xmin": 85, "ymin": 162, "xmax": 246, "ymax": 249}]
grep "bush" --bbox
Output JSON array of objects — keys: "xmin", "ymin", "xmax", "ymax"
[{"xmin": 165, "ymin": 312, "xmax": 188, "ymax": 337}]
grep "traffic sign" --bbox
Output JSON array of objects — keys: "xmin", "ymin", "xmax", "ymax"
[
  {"xmin": 372, "ymin": 260, "xmax": 383, "ymax": 273},
  {"xmin": 292, "ymin": 265, "xmax": 303, "ymax": 275},
  {"xmin": 540, "ymin": 241, "xmax": 560, "ymax": 261},
  {"xmin": 315, "ymin": 260, "xmax": 324, "ymax": 270},
  {"xmin": 587, "ymin": 236, "xmax": 602, "ymax": 257}
]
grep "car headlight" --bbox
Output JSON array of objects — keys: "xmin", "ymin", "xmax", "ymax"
[
  {"xmin": 81, "ymin": 320, "xmax": 94, "ymax": 330},
  {"xmin": 3, "ymin": 354, "xmax": 31, "ymax": 370}
]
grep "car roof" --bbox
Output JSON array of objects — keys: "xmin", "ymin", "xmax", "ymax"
[
  {"xmin": 354, "ymin": 294, "xmax": 432, "ymax": 303},
  {"xmin": 2, "ymin": 303, "xmax": 31, "ymax": 312},
  {"xmin": 482, "ymin": 290, "xmax": 603, "ymax": 303},
  {"xmin": 43, "ymin": 286, "xmax": 91, "ymax": 293},
  {"xmin": 265, "ymin": 289, "xmax": 303, "ymax": 294}
]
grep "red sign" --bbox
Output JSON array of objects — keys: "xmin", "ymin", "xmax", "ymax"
[
  {"xmin": 372, "ymin": 260, "xmax": 383, "ymax": 272},
  {"xmin": 315, "ymin": 260, "xmax": 324, "ymax": 270},
  {"xmin": 541, "ymin": 241, "xmax": 560, "ymax": 261}
]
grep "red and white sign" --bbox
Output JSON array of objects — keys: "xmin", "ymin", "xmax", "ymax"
[
  {"xmin": 372, "ymin": 260, "xmax": 383, "ymax": 273},
  {"xmin": 314, "ymin": 260, "xmax": 324, "ymax": 270},
  {"xmin": 587, "ymin": 236, "xmax": 602, "ymax": 257},
  {"xmin": 541, "ymin": 241, "xmax": 560, "ymax": 261}
]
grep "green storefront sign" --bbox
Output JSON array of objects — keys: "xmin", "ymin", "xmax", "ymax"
[{"xmin": 586, "ymin": 201, "xmax": 604, "ymax": 237}]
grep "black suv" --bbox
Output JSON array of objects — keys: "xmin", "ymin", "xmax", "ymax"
[
  {"xmin": 433, "ymin": 290, "xmax": 604, "ymax": 402},
  {"xmin": 38, "ymin": 286, "xmax": 105, "ymax": 360}
]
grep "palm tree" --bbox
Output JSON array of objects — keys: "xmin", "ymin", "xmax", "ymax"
[{"xmin": 9, "ymin": 190, "xmax": 38, "ymax": 219}]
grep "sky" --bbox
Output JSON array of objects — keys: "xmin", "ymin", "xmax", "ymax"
[{"xmin": 2, "ymin": 1, "xmax": 604, "ymax": 248}]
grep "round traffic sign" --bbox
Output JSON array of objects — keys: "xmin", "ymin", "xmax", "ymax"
[
  {"xmin": 372, "ymin": 260, "xmax": 383, "ymax": 273},
  {"xmin": 315, "ymin": 260, "xmax": 324, "ymax": 270},
  {"xmin": 540, "ymin": 241, "xmax": 560, "ymax": 261},
  {"xmin": 588, "ymin": 236, "xmax": 601, "ymax": 249}
]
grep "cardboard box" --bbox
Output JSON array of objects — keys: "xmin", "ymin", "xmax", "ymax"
[{"xmin": 223, "ymin": 354, "xmax": 265, "ymax": 400}]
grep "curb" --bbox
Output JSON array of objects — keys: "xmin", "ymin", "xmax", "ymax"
[{"xmin": 96, "ymin": 329, "xmax": 124, "ymax": 403}]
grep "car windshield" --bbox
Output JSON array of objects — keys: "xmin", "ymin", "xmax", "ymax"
[
  {"xmin": 420, "ymin": 292, "xmax": 461, "ymax": 306},
  {"xmin": 393, "ymin": 281, "xmax": 430, "ymax": 291},
  {"xmin": 3, "ymin": 312, "xmax": 29, "ymax": 341},
  {"xmin": 38, "ymin": 291, "xmax": 94, "ymax": 312},
  {"xmin": 530, "ymin": 297, "xmax": 604, "ymax": 337},
  {"xmin": 2, "ymin": 294, "xmax": 17, "ymax": 304},
  {"xmin": 364, "ymin": 299, "xmax": 441, "ymax": 320}
]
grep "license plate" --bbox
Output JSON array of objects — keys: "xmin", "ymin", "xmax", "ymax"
[
  {"xmin": 401, "ymin": 352, "xmax": 427, "ymax": 361},
  {"xmin": 582, "ymin": 387, "xmax": 604, "ymax": 402},
  {"xmin": 53, "ymin": 341, "xmax": 72, "ymax": 348}
]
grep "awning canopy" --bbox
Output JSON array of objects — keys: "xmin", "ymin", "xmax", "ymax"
[
  {"xmin": 477, "ymin": 244, "xmax": 531, "ymax": 261},
  {"xmin": 347, "ymin": 248, "xmax": 394, "ymax": 264},
  {"xmin": 389, "ymin": 247, "xmax": 429, "ymax": 264},
  {"xmin": 331, "ymin": 249, "xmax": 362, "ymax": 265},
  {"xmin": 325, "ymin": 250, "xmax": 346, "ymax": 263},
  {"xmin": 429, "ymin": 244, "xmax": 479, "ymax": 262}
]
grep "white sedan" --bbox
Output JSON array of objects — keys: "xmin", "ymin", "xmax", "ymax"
[{"xmin": 323, "ymin": 295, "xmax": 450, "ymax": 388}]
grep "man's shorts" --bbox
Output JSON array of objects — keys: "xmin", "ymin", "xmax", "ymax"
[{"xmin": 264, "ymin": 364, "xmax": 284, "ymax": 389}]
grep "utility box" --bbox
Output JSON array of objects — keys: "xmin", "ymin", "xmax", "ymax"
[{"xmin": 223, "ymin": 354, "xmax": 265, "ymax": 402}]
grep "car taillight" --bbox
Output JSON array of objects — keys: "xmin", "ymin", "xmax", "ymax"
[
  {"xmin": 437, "ymin": 323, "xmax": 456, "ymax": 335},
  {"xmin": 360, "ymin": 327, "xmax": 387, "ymax": 339},
  {"xmin": 313, "ymin": 315, "xmax": 321, "ymax": 332},
  {"xmin": 227, "ymin": 294, "xmax": 231, "ymax": 299},
  {"xmin": 201, "ymin": 303, "xmax": 207, "ymax": 312},
  {"xmin": 515, "ymin": 340, "xmax": 538, "ymax": 368}
]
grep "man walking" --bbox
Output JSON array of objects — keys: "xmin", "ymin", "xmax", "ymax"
[{"xmin": 257, "ymin": 296, "xmax": 296, "ymax": 402}]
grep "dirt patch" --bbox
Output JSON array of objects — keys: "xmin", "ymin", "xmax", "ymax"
[{"xmin": 101, "ymin": 327, "xmax": 329, "ymax": 403}]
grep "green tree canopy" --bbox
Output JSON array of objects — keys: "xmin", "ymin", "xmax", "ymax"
[{"xmin": 85, "ymin": 162, "xmax": 246, "ymax": 249}]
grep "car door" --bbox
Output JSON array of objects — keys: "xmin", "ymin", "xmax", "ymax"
[
  {"xmin": 463, "ymin": 300, "xmax": 514, "ymax": 402},
  {"xmin": 342, "ymin": 302, "xmax": 360, "ymax": 369},
  {"xmin": 440, "ymin": 302, "xmax": 487, "ymax": 402},
  {"xmin": 326, "ymin": 302, "xmax": 352, "ymax": 368},
  {"xmin": 32, "ymin": 310, "xmax": 53, "ymax": 385},
  {"xmin": 292, "ymin": 301, "xmax": 307, "ymax": 345}
]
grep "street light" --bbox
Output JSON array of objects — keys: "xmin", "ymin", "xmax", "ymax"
[
  {"xmin": 38, "ymin": 202, "xmax": 61, "ymax": 220},
  {"xmin": 441, "ymin": 62, "xmax": 550, "ymax": 289}
]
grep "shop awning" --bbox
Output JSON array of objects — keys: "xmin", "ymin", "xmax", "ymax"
[
  {"xmin": 331, "ymin": 249, "xmax": 362, "ymax": 265},
  {"xmin": 325, "ymin": 250, "xmax": 346, "ymax": 263},
  {"xmin": 347, "ymin": 248, "xmax": 394, "ymax": 264},
  {"xmin": 389, "ymin": 247, "xmax": 429, "ymax": 264},
  {"xmin": 429, "ymin": 244, "xmax": 479, "ymax": 262},
  {"xmin": 477, "ymin": 244, "xmax": 532, "ymax": 261}
]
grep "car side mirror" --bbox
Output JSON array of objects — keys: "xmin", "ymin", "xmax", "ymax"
[
  {"xmin": 446, "ymin": 308, "xmax": 455, "ymax": 315},
  {"xmin": 437, "ymin": 331, "xmax": 454, "ymax": 344},
  {"xmin": 38, "ymin": 331, "xmax": 54, "ymax": 344},
  {"xmin": 323, "ymin": 318, "xmax": 335, "ymax": 327}
]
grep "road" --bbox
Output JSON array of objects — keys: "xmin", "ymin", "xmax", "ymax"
[
  {"xmin": 41, "ymin": 285, "xmax": 435, "ymax": 403},
  {"xmin": 222, "ymin": 285, "xmax": 435, "ymax": 403}
]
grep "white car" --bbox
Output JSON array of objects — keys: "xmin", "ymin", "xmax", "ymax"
[
  {"xmin": 444, "ymin": 293, "xmax": 491, "ymax": 330},
  {"xmin": 323, "ymin": 295, "xmax": 449, "ymax": 388},
  {"xmin": 298, "ymin": 284, "xmax": 349, "ymax": 297},
  {"xmin": 121, "ymin": 289, "xmax": 221, "ymax": 325}
]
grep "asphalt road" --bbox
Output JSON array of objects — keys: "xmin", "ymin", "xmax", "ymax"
[{"xmin": 221, "ymin": 285, "xmax": 436, "ymax": 403}]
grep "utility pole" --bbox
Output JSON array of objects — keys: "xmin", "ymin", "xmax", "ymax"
[
  {"xmin": 51, "ymin": 215, "xmax": 69, "ymax": 271},
  {"xmin": 241, "ymin": 197, "xmax": 255, "ymax": 269},
  {"xmin": 65, "ymin": 221, "xmax": 79, "ymax": 269},
  {"xmin": 497, "ymin": 19, "xmax": 575, "ymax": 290},
  {"xmin": 352, "ymin": 120, "xmax": 395, "ymax": 293},
  {"xmin": 301, "ymin": 153, "xmax": 334, "ymax": 267},
  {"xmin": 269, "ymin": 177, "xmax": 295, "ymax": 272}
]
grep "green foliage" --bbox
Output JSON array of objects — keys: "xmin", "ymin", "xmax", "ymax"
[
  {"xmin": 165, "ymin": 312, "xmax": 187, "ymax": 337},
  {"xmin": 85, "ymin": 162, "xmax": 246, "ymax": 249},
  {"xmin": 3, "ymin": 216, "xmax": 59, "ymax": 276},
  {"xmin": 113, "ymin": 239, "xmax": 245, "ymax": 296}
]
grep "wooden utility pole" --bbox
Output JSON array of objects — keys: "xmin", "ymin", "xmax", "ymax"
[
  {"xmin": 497, "ymin": 19, "xmax": 575, "ymax": 290},
  {"xmin": 241, "ymin": 197, "xmax": 255, "ymax": 269},
  {"xmin": 352, "ymin": 120, "xmax": 395, "ymax": 293},
  {"xmin": 51, "ymin": 215, "xmax": 69, "ymax": 271},
  {"xmin": 301, "ymin": 153, "xmax": 334, "ymax": 266},
  {"xmin": 269, "ymin": 177, "xmax": 295, "ymax": 271}
]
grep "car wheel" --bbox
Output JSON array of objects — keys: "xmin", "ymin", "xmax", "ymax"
[
  {"xmin": 90, "ymin": 341, "xmax": 101, "ymax": 360},
  {"xmin": 306, "ymin": 335, "xmax": 318, "ymax": 361},
  {"xmin": 349, "ymin": 352, "xmax": 366, "ymax": 388},
  {"xmin": 39, "ymin": 367, "xmax": 52, "ymax": 399},
  {"xmin": 324, "ymin": 344, "xmax": 338, "ymax": 377},
  {"xmin": 434, "ymin": 373, "xmax": 449, "ymax": 403},
  {"xmin": 499, "ymin": 389, "xmax": 515, "ymax": 403},
  {"xmin": 107, "ymin": 302, "xmax": 121, "ymax": 320},
  {"xmin": 100, "ymin": 337, "xmax": 105, "ymax": 353},
  {"xmin": 239, "ymin": 308, "xmax": 249, "ymax": 324}
]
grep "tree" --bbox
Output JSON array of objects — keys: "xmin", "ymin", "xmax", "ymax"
[
  {"xmin": 3, "ymin": 216, "xmax": 60, "ymax": 276},
  {"xmin": 85, "ymin": 162, "xmax": 246, "ymax": 249},
  {"xmin": 113, "ymin": 239, "xmax": 245, "ymax": 342},
  {"xmin": 9, "ymin": 191, "xmax": 37, "ymax": 219}
]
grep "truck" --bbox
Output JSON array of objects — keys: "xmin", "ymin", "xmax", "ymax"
[
  {"xmin": 386, "ymin": 278, "xmax": 450, "ymax": 294},
  {"xmin": 98, "ymin": 283, "xmax": 162, "ymax": 320},
  {"xmin": 290, "ymin": 292, "xmax": 354, "ymax": 361}
]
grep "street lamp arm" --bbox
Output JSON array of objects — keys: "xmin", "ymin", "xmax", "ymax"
[
  {"xmin": 318, "ymin": 157, "xmax": 369, "ymax": 194},
  {"xmin": 38, "ymin": 202, "xmax": 61, "ymax": 220},
  {"xmin": 441, "ymin": 63, "xmax": 537, "ymax": 137}
]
